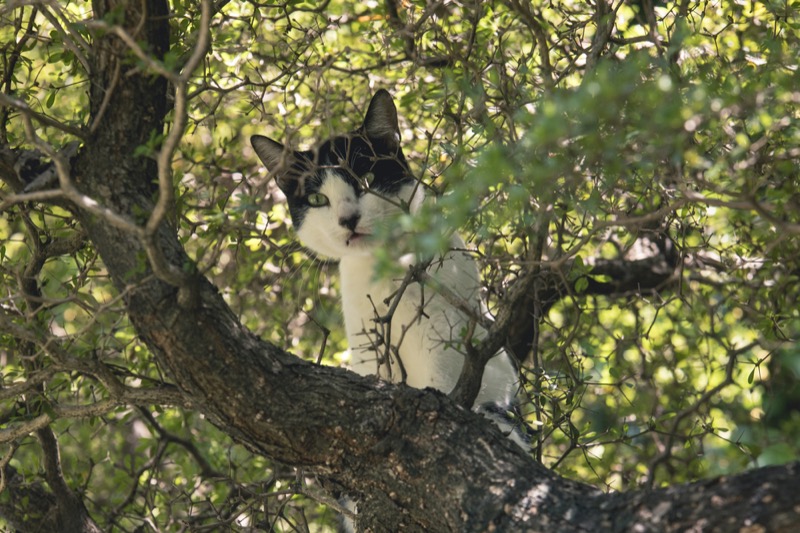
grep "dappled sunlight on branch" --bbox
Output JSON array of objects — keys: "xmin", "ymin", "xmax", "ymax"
[{"xmin": 0, "ymin": 0, "xmax": 798, "ymax": 530}]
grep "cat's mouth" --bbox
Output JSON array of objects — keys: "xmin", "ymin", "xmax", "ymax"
[{"xmin": 345, "ymin": 232, "xmax": 370, "ymax": 246}]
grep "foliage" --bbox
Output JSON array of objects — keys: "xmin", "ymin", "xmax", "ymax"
[{"xmin": 1, "ymin": 0, "xmax": 799, "ymax": 530}]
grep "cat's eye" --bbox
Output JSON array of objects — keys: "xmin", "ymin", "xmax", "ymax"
[
  {"xmin": 307, "ymin": 193, "xmax": 329, "ymax": 207},
  {"xmin": 362, "ymin": 172, "xmax": 376, "ymax": 187}
]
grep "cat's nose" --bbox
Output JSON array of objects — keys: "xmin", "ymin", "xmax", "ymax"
[{"xmin": 339, "ymin": 214, "xmax": 361, "ymax": 231}]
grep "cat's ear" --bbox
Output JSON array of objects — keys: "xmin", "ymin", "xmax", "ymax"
[
  {"xmin": 251, "ymin": 135, "xmax": 302, "ymax": 192},
  {"xmin": 251, "ymin": 135, "xmax": 292, "ymax": 172},
  {"xmin": 362, "ymin": 89, "xmax": 400, "ymax": 149}
]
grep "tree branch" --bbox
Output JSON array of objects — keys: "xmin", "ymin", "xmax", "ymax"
[
  {"xmin": 506, "ymin": 228, "xmax": 681, "ymax": 363},
  {"xmin": 36, "ymin": 426, "xmax": 102, "ymax": 533},
  {"xmin": 24, "ymin": 0, "xmax": 797, "ymax": 530},
  {"xmin": 0, "ymin": 93, "xmax": 87, "ymax": 140}
]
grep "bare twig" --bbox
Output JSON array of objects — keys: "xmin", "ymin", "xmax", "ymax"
[
  {"xmin": 0, "ymin": 387, "xmax": 187, "ymax": 445},
  {"xmin": 89, "ymin": 59, "xmax": 121, "ymax": 134},
  {"xmin": 0, "ymin": 93, "xmax": 86, "ymax": 140},
  {"xmin": 38, "ymin": 3, "xmax": 91, "ymax": 73},
  {"xmin": 503, "ymin": 0, "xmax": 555, "ymax": 87},
  {"xmin": 645, "ymin": 341, "xmax": 760, "ymax": 486},
  {"xmin": 143, "ymin": 0, "xmax": 212, "ymax": 288},
  {"xmin": 12, "ymin": 106, "xmax": 140, "ymax": 233}
]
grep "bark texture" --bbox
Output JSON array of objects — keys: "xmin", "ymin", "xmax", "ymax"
[{"xmin": 3, "ymin": 0, "xmax": 799, "ymax": 531}]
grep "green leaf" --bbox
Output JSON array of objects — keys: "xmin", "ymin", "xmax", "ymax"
[{"xmin": 575, "ymin": 277, "xmax": 589, "ymax": 293}]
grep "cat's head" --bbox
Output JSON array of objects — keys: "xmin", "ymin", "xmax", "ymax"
[{"xmin": 251, "ymin": 90, "xmax": 421, "ymax": 259}]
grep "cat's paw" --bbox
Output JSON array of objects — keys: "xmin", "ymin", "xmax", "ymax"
[{"xmin": 475, "ymin": 401, "xmax": 537, "ymax": 450}]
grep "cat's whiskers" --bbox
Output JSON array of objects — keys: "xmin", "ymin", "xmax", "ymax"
[{"xmin": 251, "ymin": 89, "xmax": 529, "ymax": 531}]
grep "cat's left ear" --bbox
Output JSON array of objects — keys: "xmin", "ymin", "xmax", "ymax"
[{"xmin": 362, "ymin": 89, "xmax": 400, "ymax": 149}]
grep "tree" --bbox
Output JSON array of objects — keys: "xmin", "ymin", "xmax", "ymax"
[{"xmin": 1, "ymin": 0, "xmax": 799, "ymax": 530}]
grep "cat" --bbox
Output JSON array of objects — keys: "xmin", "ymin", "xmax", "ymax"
[
  {"xmin": 251, "ymin": 90, "xmax": 524, "ymax": 435},
  {"xmin": 252, "ymin": 89, "xmax": 525, "ymax": 530}
]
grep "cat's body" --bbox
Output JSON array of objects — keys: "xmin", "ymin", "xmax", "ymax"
[
  {"xmin": 252, "ymin": 89, "xmax": 524, "ymax": 531},
  {"xmin": 251, "ymin": 89, "xmax": 521, "ymax": 430},
  {"xmin": 339, "ymin": 240, "xmax": 518, "ymax": 407}
]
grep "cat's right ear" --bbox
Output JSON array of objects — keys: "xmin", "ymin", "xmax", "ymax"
[
  {"xmin": 251, "ymin": 135, "xmax": 291, "ymax": 172},
  {"xmin": 251, "ymin": 135, "xmax": 299, "ymax": 192}
]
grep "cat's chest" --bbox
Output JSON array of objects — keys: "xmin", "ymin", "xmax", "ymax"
[
  {"xmin": 337, "ymin": 246, "xmax": 482, "ymax": 341},
  {"xmin": 336, "ymin": 245, "xmax": 493, "ymax": 391},
  {"xmin": 338, "ymin": 254, "xmax": 419, "ymax": 328}
]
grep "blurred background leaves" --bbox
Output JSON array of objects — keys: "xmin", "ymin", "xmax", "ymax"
[{"xmin": 1, "ymin": 0, "xmax": 799, "ymax": 529}]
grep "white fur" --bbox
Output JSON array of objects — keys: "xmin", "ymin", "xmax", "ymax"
[{"xmin": 297, "ymin": 174, "xmax": 518, "ymax": 408}]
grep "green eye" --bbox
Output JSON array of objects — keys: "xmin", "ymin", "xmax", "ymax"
[
  {"xmin": 362, "ymin": 172, "xmax": 376, "ymax": 187},
  {"xmin": 307, "ymin": 193, "xmax": 329, "ymax": 207}
]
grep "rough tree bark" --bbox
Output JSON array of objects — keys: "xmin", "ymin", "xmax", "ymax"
[{"xmin": 2, "ymin": 0, "xmax": 799, "ymax": 531}]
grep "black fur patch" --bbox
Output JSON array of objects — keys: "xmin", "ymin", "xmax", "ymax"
[{"xmin": 282, "ymin": 131, "xmax": 414, "ymax": 229}]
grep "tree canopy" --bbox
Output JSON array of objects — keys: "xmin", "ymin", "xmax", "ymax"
[{"xmin": 1, "ymin": 0, "xmax": 799, "ymax": 531}]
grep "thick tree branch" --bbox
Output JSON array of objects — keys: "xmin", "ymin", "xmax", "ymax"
[
  {"xmin": 507, "ymin": 230, "xmax": 680, "ymax": 363},
  {"xmin": 18, "ymin": 0, "xmax": 794, "ymax": 530},
  {"xmin": 36, "ymin": 427, "xmax": 102, "ymax": 533}
]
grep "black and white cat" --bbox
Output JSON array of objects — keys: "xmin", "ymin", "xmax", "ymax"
[{"xmin": 251, "ymin": 90, "xmax": 523, "ymax": 439}]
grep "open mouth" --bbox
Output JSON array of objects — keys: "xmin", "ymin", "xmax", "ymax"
[{"xmin": 346, "ymin": 232, "xmax": 370, "ymax": 246}]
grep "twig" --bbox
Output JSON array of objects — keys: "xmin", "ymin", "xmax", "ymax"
[
  {"xmin": 0, "ymin": 387, "xmax": 187, "ymax": 445},
  {"xmin": 14, "ymin": 106, "xmax": 141, "ymax": 234},
  {"xmin": 38, "ymin": 3, "xmax": 91, "ymax": 73},
  {"xmin": 83, "ymin": 21, "xmax": 177, "ymax": 82},
  {"xmin": 645, "ymin": 341, "xmax": 759, "ymax": 486},
  {"xmin": 45, "ymin": 0, "xmax": 92, "ymax": 53},
  {"xmin": 503, "ymin": 0, "xmax": 555, "ymax": 88},
  {"xmin": 89, "ymin": 59, "xmax": 121, "ymax": 134},
  {"xmin": 143, "ymin": 0, "xmax": 212, "ymax": 288},
  {"xmin": 0, "ymin": 93, "xmax": 86, "ymax": 140}
]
